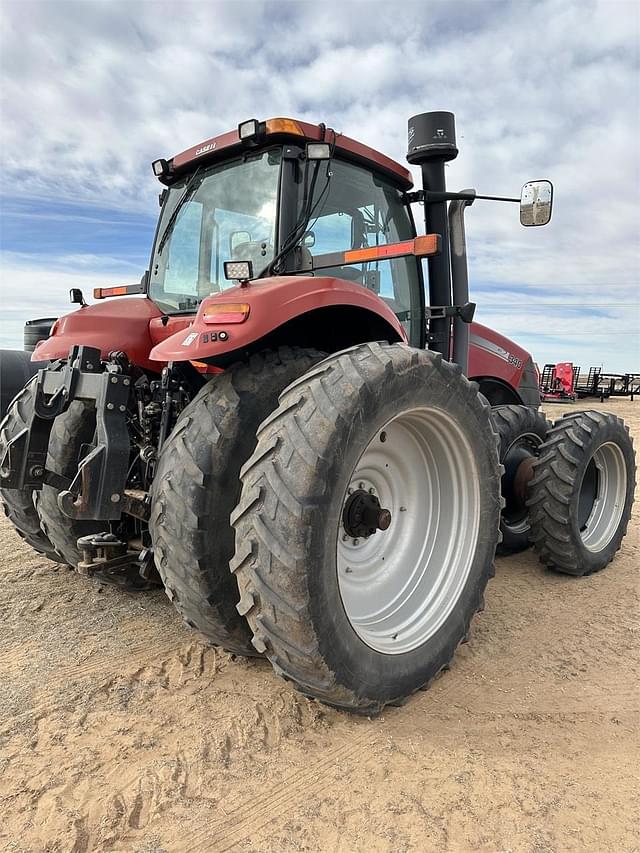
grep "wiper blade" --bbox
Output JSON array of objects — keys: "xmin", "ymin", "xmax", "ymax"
[{"xmin": 156, "ymin": 167, "xmax": 202, "ymax": 256}]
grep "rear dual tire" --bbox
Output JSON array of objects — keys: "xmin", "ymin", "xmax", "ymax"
[
  {"xmin": 36, "ymin": 400, "xmax": 157, "ymax": 591},
  {"xmin": 527, "ymin": 410, "xmax": 635, "ymax": 576},
  {"xmin": 0, "ymin": 378, "xmax": 60, "ymax": 561},
  {"xmin": 150, "ymin": 347, "xmax": 325, "ymax": 655},
  {"xmin": 231, "ymin": 343, "xmax": 502, "ymax": 713},
  {"xmin": 492, "ymin": 405, "xmax": 551, "ymax": 554}
]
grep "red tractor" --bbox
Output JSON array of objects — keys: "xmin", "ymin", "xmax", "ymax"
[{"xmin": 1, "ymin": 113, "xmax": 635, "ymax": 713}]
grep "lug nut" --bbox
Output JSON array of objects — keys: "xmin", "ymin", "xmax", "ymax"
[{"xmin": 106, "ymin": 403, "xmax": 114, "ymax": 410}]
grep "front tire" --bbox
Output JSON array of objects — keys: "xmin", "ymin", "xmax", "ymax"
[{"xmin": 231, "ymin": 343, "xmax": 501, "ymax": 713}]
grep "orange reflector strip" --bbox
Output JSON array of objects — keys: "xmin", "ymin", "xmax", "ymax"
[
  {"xmin": 343, "ymin": 234, "xmax": 439, "ymax": 264},
  {"xmin": 413, "ymin": 234, "xmax": 440, "ymax": 256},
  {"xmin": 265, "ymin": 118, "xmax": 304, "ymax": 136},
  {"xmin": 93, "ymin": 286, "xmax": 129, "ymax": 299},
  {"xmin": 203, "ymin": 302, "xmax": 250, "ymax": 324}
]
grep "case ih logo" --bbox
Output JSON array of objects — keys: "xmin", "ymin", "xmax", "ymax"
[{"xmin": 195, "ymin": 142, "xmax": 216, "ymax": 156}]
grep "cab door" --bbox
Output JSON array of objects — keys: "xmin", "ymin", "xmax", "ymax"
[{"xmin": 299, "ymin": 157, "xmax": 424, "ymax": 347}]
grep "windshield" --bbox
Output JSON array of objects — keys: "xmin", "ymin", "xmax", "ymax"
[{"xmin": 149, "ymin": 149, "xmax": 282, "ymax": 313}]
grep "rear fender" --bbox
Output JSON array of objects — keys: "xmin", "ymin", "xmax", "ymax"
[
  {"xmin": 32, "ymin": 298, "xmax": 163, "ymax": 371},
  {"xmin": 469, "ymin": 322, "xmax": 539, "ymax": 407},
  {"xmin": 148, "ymin": 275, "xmax": 407, "ymax": 363}
]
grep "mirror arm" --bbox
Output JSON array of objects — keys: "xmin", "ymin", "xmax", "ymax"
[
  {"xmin": 407, "ymin": 190, "xmax": 519, "ymax": 204},
  {"xmin": 472, "ymin": 193, "xmax": 520, "ymax": 203}
]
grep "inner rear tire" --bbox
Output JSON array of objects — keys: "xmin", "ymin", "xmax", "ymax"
[
  {"xmin": 0, "ymin": 377, "xmax": 60, "ymax": 561},
  {"xmin": 491, "ymin": 405, "xmax": 551, "ymax": 555},
  {"xmin": 231, "ymin": 343, "xmax": 501, "ymax": 714},
  {"xmin": 36, "ymin": 400, "xmax": 156, "ymax": 591},
  {"xmin": 527, "ymin": 411, "xmax": 635, "ymax": 576},
  {"xmin": 150, "ymin": 347, "xmax": 325, "ymax": 656}
]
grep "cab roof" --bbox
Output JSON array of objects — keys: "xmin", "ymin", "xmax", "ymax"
[{"xmin": 164, "ymin": 117, "xmax": 413, "ymax": 190}]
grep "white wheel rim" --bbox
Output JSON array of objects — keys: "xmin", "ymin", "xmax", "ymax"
[
  {"xmin": 337, "ymin": 407, "xmax": 481, "ymax": 655},
  {"xmin": 580, "ymin": 442, "xmax": 627, "ymax": 552}
]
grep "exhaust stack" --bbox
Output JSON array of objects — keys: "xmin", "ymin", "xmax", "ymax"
[{"xmin": 407, "ymin": 111, "xmax": 458, "ymax": 359}]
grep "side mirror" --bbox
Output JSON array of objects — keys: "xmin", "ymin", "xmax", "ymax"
[
  {"xmin": 230, "ymin": 230, "xmax": 252, "ymax": 256},
  {"xmin": 69, "ymin": 288, "xmax": 87, "ymax": 306},
  {"xmin": 302, "ymin": 230, "xmax": 316, "ymax": 249},
  {"xmin": 520, "ymin": 180, "xmax": 553, "ymax": 226}
]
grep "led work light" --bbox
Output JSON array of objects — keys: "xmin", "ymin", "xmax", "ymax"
[
  {"xmin": 152, "ymin": 158, "xmax": 168, "ymax": 177},
  {"xmin": 223, "ymin": 260, "xmax": 254, "ymax": 282},
  {"xmin": 238, "ymin": 119, "xmax": 259, "ymax": 141},
  {"xmin": 306, "ymin": 143, "xmax": 331, "ymax": 160}
]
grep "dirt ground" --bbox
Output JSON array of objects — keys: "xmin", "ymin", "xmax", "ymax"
[{"xmin": 0, "ymin": 399, "xmax": 638, "ymax": 853}]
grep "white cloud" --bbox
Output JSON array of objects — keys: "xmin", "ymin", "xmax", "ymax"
[{"xmin": 0, "ymin": 0, "xmax": 638, "ymax": 371}]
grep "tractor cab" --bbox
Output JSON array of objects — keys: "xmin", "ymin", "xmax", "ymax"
[{"xmin": 147, "ymin": 118, "xmax": 424, "ymax": 346}]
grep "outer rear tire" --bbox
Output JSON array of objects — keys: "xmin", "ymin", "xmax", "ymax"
[
  {"xmin": 0, "ymin": 378, "xmax": 60, "ymax": 561},
  {"xmin": 231, "ymin": 343, "xmax": 501, "ymax": 714},
  {"xmin": 0, "ymin": 350, "xmax": 44, "ymax": 422},
  {"xmin": 527, "ymin": 411, "xmax": 635, "ymax": 576},
  {"xmin": 150, "ymin": 347, "xmax": 326, "ymax": 656},
  {"xmin": 492, "ymin": 405, "xmax": 551, "ymax": 555}
]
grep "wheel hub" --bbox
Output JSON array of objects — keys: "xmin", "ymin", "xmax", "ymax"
[
  {"xmin": 502, "ymin": 436, "xmax": 542, "ymax": 529},
  {"xmin": 336, "ymin": 407, "xmax": 481, "ymax": 655},
  {"xmin": 342, "ymin": 489, "xmax": 392, "ymax": 538}
]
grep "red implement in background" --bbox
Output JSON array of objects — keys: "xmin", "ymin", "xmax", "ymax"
[{"xmin": 540, "ymin": 361, "xmax": 576, "ymax": 402}]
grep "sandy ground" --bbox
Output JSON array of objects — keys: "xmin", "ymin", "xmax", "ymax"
[{"xmin": 0, "ymin": 399, "xmax": 638, "ymax": 853}]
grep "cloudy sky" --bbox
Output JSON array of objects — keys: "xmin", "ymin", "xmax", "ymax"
[{"xmin": 1, "ymin": 0, "xmax": 638, "ymax": 371}]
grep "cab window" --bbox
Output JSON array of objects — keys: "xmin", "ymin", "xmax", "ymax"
[{"xmin": 303, "ymin": 158, "xmax": 422, "ymax": 344}]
